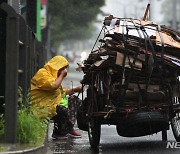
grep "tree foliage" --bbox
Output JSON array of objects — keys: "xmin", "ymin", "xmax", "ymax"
[{"xmin": 48, "ymin": 0, "xmax": 105, "ymax": 48}]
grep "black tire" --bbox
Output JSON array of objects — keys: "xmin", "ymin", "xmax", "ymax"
[
  {"xmin": 171, "ymin": 83, "xmax": 180, "ymax": 142},
  {"xmin": 116, "ymin": 111, "xmax": 169, "ymax": 137},
  {"xmin": 77, "ymin": 98, "xmax": 89, "ymax": 131},
  {"xmin": 171, "ymin": 113, "xmax": 180, "ymax": 142},
  {"xmin": 88, "ymin": 118, "xmax": 101, "ymax": 149},
  {"xmin": 162, "ymin": 130, "xmax": 167, "ymax": 141}
]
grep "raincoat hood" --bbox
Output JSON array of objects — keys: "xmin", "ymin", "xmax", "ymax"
[
  {"xmin": 30, "ymin": 55, "xmax": 69, "ymax": 119},
  {"xmin": 44, "ymin": 56, "xmax": 69, "ymax": 78}
]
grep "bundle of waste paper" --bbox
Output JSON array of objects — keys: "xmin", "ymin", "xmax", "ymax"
[
  {"xmin": 77, "ymin": 8, "xmax": 180, "ymax": 139},
  {"xmin": 81, "ymin": 15, "xmax": 180, "ymax": 86}
]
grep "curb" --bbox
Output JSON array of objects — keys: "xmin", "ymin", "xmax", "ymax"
[
  {"xmin": 0, "ymin": 144, "xmax": 46, "ymax": 154},
  {"xmin": 0, "ymin": 127, "xmax": 48, "ymax": 154}
]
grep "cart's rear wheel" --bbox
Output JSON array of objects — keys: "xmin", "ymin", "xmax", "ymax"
[
  {"xmin": 162, "ymin": 130, "xmax": 167, "ymax": 141},
  {"xmin": 88, "ymin": 118, "xmax": 101, "ymax": 149},
  {"xmin": 171, "ymin": 112, "xmax": 180, "ymax": 142},
  {"xmin": 171, "ymin": 82, "xmax": 180, "ymax": 141}
]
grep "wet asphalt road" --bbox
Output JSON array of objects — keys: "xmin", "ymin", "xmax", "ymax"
[{"xmin": 47, "ymin": 124, "xmax": 180, "ymax": 154}]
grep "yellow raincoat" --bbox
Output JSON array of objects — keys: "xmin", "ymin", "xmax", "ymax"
[{"xmin": 30, "ymin": 56, "xmax": 69, "ymax": 119}]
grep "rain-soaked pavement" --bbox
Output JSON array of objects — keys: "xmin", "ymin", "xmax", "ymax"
[
  {"xmin": 47, "ymin": 124, "xmax": 89, "ymax": 154},
  {"xmin": 47, "ymin": 124, "xmax": 180, "ymax": 154}
]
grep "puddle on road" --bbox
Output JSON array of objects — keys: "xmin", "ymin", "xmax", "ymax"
[{"xmin": 47, "ymin": 130, "xmax": 91, "ymax": 154}]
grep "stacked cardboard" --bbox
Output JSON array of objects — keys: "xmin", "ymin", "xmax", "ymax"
[{"xmin": 82, "ymin": 16, "xmax": 180, "ymax": 86}]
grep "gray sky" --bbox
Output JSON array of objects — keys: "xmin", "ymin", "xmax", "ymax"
[{"xmin": 100, "ymin": 0, "xmax": 165, "ymax": 24}]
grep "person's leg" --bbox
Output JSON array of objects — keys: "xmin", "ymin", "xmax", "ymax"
[
  {"xmin": 68, "ymin": 95, "xmax": 77, "ymax": 125},
  {"xmin": 68, "ymin": 95, "xmax": 82, "ymax": 138},
  {"xmin": 68, "ymin": 95, "xmax": 82, "ymax": 124},
  {"xmin": 52, "ymin": 105, "xmax": 73, "ymax": 139}
]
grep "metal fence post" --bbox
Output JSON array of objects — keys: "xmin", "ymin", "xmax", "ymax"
[
  {"xmin": 27, "ymin": 27, "xmax": 32, "ymax": 88},
  {"xmin": 0, "ymin": 2, "xmax": 6, "ymax": 115},
  {"xmin": 32, "ymin": 35, "xmax": 37, "ymax": 75},
  {"xmin": 18, "ymin": 15, "xmax": 28, "ymax": 106},
  {"xmin": 1, "ymin": 3, "xmax": 19, "ymax": 143}
]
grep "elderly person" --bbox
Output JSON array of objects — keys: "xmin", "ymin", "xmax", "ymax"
[{"xmin": 30, "ymin": 56, "xmax": 82, "ymax": 139}]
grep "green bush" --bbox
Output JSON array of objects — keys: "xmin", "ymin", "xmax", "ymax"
[
  {"xmin": 0, "ymin": 87, "xmax": 48, "ymax": 146},
  {"xmin": 17, "ymin": 87, "xmax": 48, "ymax": 145},
  {"xmin": 17, "ymin": 108, "xmax": 47, "ymax": 145},
  {"xmin": 0, "ymin": 114, "xmax": 4, "ymax": 141},
  {"xmin": 0, "ymin": 110, "xmax": 47, "ymax": 146}
]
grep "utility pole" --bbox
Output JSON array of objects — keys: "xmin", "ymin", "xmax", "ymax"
[{"xmin": 36, "ymin": 0, "xmax": 41, "ymax": 41}]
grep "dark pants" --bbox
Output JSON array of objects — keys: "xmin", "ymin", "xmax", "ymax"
[{"xmin": 52, "ymin": 95, "xmax": 81, "ymax": 135}]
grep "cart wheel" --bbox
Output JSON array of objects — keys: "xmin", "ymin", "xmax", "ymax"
[
  {"xmin": 171, "ymin": 83, "xmax": 180, "ymax": 141},
  {"xmin": 162, "ymin": 130, "xmax": 167, "ymax": 141},
  {"xmin": 88, "ymin": 118, "xmax": 101, "ymax": 149},
  {"xmin": 171, "ymin": 112, "xmax": 180, "ymax": 142}
]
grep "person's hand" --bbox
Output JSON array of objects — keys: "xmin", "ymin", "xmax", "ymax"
[
  {"xmin": 66, "ymin": 85, "xmax": 83, "ymax": 95},
  {"xmin": 55, "ymin": 66, "xmax": 68, "ymax": 89},
  {"xmin": 60, "ymin": 69, "xmax": 67, "ymax": 78},
  {"xmin": 58, "ymin": 67, "xmax": 67, "ymax": 78},
  {"xmin": 74, "ymin": 86, "xmax": 83, "ymax": 93}
]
